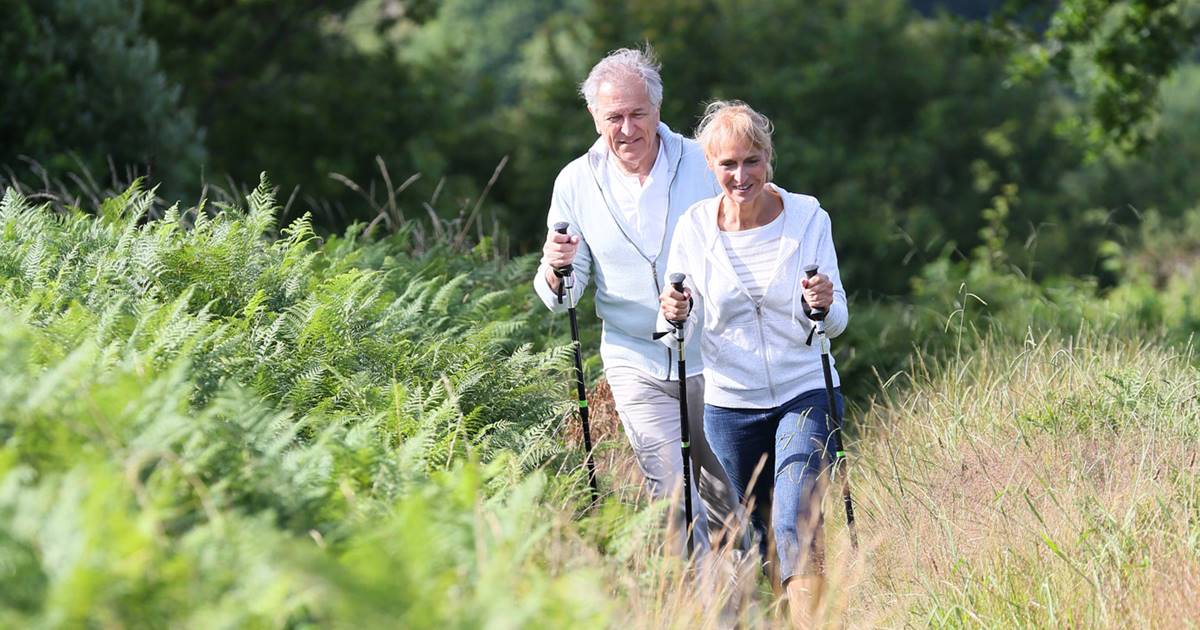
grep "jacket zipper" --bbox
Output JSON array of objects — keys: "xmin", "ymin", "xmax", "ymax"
[
  {"xmin": 587, "ymin": 134, "xmax": 684, "ymax": 381},
  {"xmin": 652, "ymin": 259, "xmax": 673, "ymax": 380},
  {"xmin": 754, "ymin": 303, "xmax": 777, "ymax": 403}
]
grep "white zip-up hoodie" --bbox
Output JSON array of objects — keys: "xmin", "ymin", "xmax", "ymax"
[
  {"xmin": 659, "ymin": 184, "xmax": 848, "ymax": 409},
  {"xmin": 533, "ymin": 122, "xmax": 720, "ymax": 380}
]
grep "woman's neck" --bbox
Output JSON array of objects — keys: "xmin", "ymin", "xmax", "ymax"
[{"xmin": 720, "ymin": 186, "xmax": 782, "ymax": 231}]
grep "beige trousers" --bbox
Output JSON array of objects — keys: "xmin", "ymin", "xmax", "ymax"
[{"xmin": 605, "ymin": 366, "xmax": 738, "ymax": 555}]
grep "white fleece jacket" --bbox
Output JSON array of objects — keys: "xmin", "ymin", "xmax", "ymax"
[
  {"xmin": 659, "ymin": 185, "xmax": 848, "ymax": 409},
  {"xmin": 533, "ymin": 122, "xmax": 720, "ymax": 380}
]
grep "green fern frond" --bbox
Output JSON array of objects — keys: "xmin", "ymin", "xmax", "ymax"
[
  {"xmin": 1, "ymin": 187, "xmax": 29, "ymax": 220},
  {"xmin": 430, "ymin": 273, "xmax": 470, "ymax": 314},
  {"xmin": 246, "ymin": 172, "xmax": 278, "ymax": 237}
]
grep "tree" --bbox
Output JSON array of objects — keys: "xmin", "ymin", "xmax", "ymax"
[
  {"xmin": 1000, "ymin": 0, "xmax": 1200, "ymax": 150},
  {"xmin": 140, "ymin": 0, "xmax": 442, "ymax": 224},
  {"xmin": 0, "ymin": 0, "xmax": 204, "ymax": 193},
  {"xmin": 568, "ymin": 0, "xmax": 1091, "ymax": 294}
]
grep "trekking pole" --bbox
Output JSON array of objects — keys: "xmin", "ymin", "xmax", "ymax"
[
  {"xmin": 552, "ymin": 222, "xmax": 599, "ymax": 504},
  {"xmin": 665, "ymin": 272, "xmax": 696, "ymax": 557},
  {"xmin": 804, "ymin": 264, "xmax": 859, "ymax": 550}
]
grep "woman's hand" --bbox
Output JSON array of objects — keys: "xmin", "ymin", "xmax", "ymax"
[
  {"xmin": 659, "ymin": 285, "xmax": 691, "ymax": 323},
  {"xmin": 802, "ymin": 273, "xmax": 833, "ymax": 310}
]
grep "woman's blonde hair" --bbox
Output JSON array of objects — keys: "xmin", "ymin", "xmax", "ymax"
[{"xmin": 694, "ymin": 100, "xmax": 775, "ymax": 181}]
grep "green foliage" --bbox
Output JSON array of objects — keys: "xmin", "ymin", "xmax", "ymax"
[
  {"xmin": 837, "ymin": 189, "xmax": 1200, "ymax": 406},
  {"xmin": 11, "ymin": 0, "xmax": 1199, "ymax": 298},
  {"xmin": 1104, "ymin": 203, "xmax": 1200, "ymax": 342},
  {"xmin": 564, "ymin": 0, "xmax": 1097, "ymax": 294},
  {"xmin": 0, "ymin": 0, "xmax": 205, "ymax": 190},
  {"xmin": 1002, "ymin": 0, "xmax": 1200, "ymax": 149},
  {"xmin": 838, "ymin": 253, "xmax": 1110, "ymax": 395},
  {"xmin": 0, "ymin": 181, "xmax": 619, "ymax": 625},
  {"xmin": 1057, "ymin": 64, "xmax": 1200, "ymax": 257},
  {"xmin": 139, "ymin": 0, "xmax": 464, "ymax": 223}
]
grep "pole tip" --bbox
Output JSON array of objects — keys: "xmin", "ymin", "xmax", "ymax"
[
  {"xmin": 803, "ymin": 263, "xmax": 819, "ymax": 278},
  {"xmin": 553, "ymin": 221, "xmax": 569, "ymax": 234}
]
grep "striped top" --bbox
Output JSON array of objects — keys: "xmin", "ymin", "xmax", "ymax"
[{"xmin": 719, "ymin": 212, "xmax": 785, "ymax": 301}]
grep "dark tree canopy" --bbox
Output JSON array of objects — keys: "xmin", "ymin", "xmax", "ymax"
[
  {"xmin": 3, "ymin": 0, "xmax": 1198, "ymax": 295},
  {"xmin": 0, "ymin": 0, "xmax": 204, "ymax": 190}
]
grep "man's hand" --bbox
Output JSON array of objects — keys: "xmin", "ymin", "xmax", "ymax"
[
  {"xmin": 659, "ymin": 285, "xmax": 691, "ymax": 323},
  {"xmin": 801, "ymin": 273, "xmax": 834, "ymax": 311},
  {"xmin": 542, "ymin": 230, "xmax": 580, "ymax": 289}
]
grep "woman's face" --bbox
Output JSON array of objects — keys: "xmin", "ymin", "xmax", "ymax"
[{"xmin": 708, "ymin": 138, "xmax": 770, "ymax": 206}]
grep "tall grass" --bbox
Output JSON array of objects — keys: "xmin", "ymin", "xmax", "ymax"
[
  {"xmin": 837, "ymin": 331, "xmax": 1200, "ymax": 627},
  {"xmin": 565, "ymin": 329, "xmax": 1199, "ymax": 628}
]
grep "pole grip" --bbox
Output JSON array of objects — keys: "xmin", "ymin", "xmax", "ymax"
[
  {"xmin": 669, "ymin": 272, "xmax": 685, "ymax": 293},
  {"xmin": 552, "ymin": 222, "xmax": 572, "ymax": 278},
  {"xmin": 668, "ymin": 272, "xmax": 687, "ymax": 328},
  {"xmin": 803, "ymin": 264, "xmax": 827, "ymax": 321}
]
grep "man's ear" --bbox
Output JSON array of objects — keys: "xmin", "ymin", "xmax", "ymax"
[{"xmin": 587, "ymin": 106, "xmax": 602, "ymax": 135}]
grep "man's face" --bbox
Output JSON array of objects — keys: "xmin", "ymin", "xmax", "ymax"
[{"xmin": 589, "ymin": 76, "xmax": 661, "ymax": 174}]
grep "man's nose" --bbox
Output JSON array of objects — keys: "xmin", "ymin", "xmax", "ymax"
[{"xmin": 620, "ymin": 117, "xmax": 634, "ymax": 136}]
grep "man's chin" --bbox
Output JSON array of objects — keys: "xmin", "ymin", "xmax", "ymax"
[{"xmin": 615, "ymin": 149, "xmax": 647, "ymax": 165}]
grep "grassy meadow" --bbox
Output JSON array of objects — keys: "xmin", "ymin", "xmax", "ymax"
[{"xmin": 1, "ymin": 182, "xmax": 1198, "ymax": 628}]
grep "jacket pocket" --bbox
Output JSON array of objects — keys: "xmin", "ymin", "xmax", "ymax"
[
  {"xmin": 704, "ymin": 320, "xmax": 766, "ymax": 392},
  {"xmin": 763, "ymin": 315, "xmax": 822, "ymax": 384}
]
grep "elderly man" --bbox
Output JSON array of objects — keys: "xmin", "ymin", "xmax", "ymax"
[{"xmin": 534, "ymin": 47, "xmax": 735, "ymax": 554}]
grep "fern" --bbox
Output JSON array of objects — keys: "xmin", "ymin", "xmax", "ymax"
[{"xmin": 0, "ymin": 181, "xmax": 626, "ymax": 626}]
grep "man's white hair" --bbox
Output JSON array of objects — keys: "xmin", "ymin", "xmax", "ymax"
[{"xmin": 580, "ymin": 46, "xmax": 664, "ymax": 109}]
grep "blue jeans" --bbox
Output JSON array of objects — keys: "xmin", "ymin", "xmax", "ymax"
[{"xmin": 704, "ymin": 387, "xmax": 843, "ymax": 584}]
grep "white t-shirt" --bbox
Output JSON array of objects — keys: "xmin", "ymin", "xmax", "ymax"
[
  {"xmin": 603, "ymin": 138, "xmax": 669, "ymax": 257},
  {"xmin": 719, "ymin": 211, "xmax": 785, "ymax": 301}
]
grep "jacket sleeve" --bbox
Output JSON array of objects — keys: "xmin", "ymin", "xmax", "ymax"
[
  {"xmin": 655, "ymin": 213, "xmax": 699, "ymax": 345},
  {"xmin": 532, "ymin": 172, "xmax": 593, "ymax": 312},
  {"xmin": 813, "ymin": 210, "xmax": 849, "ymax": 338}
]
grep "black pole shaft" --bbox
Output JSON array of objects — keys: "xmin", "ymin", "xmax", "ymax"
[
  {"xmin": 567, "ymin": 301, "xmax": 599, "ymax": 503},
  {"xmin": 804, "ymin": 263, "xmax": 858, "ymax": 550},
  {"xmin": 818, "ymin": 330, "xmax": 858, "ymax": 550},
  {"xmin": 552, "ymin": 222, "xmax": 598, "ymax": 505},
  {"xmin": 676, "ymin": 339, "xmax": 695, "ymax": 558},
  {"xmin": 666, "ymin": 272, "xmax": 695, "ymax": 558}
]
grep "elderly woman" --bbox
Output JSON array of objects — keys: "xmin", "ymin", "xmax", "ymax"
[{"xmin": 657, "ymin": 100, "xmax": 847, "ymax": 626}]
